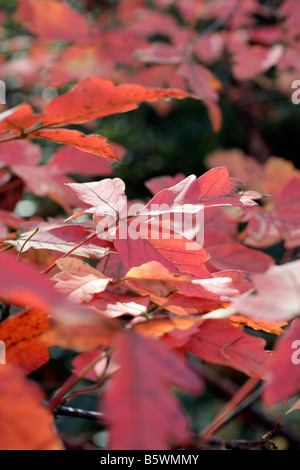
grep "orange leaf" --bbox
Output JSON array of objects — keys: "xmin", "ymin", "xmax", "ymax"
[
  {"xmin": 0, "ymin": 309, "xmax": 51, "ymax": 374},
  {"xmin": 124, "ymin": 261, "xmax": 190, "ymax": 282},
  {"xmin": 0, "ymin": 365, "xmax": 63, "ymax": 450},
  {"xmin": 0, "ymin": 78, "xmax": 194, "ymax": 157},
  {"xmin": 229, "ymin": 314, "xmax": 286, "ymax": 336},
  {"xmin": 0, "ymin": 104, "xmax": 39, "ymax": 135},
  {"xmin": 32, "ymin": 129, "xmax": 119, "ymax": 161},
  {"xmin": 133, "ymin": 316, "xmax": 203, "ymax": 337}
]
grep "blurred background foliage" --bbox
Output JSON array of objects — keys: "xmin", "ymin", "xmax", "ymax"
[{"xmin": 1, "ymin": 0, "xmax": 300, "ymax": 209}]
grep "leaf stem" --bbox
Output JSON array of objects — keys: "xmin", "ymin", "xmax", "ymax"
[
  {"xmin": 101, "ymin": 253, "xmax": 111, "ymax": 275},
  {"xmin": 200, "ymin": 377, "xmax": 260, "ymax": 444},
  {"xmin": 48, "ymin": 349, "xmax": 110, "ymax": 411},
  {"xmin": 42, "ymin": 232, "xmax": 98, "ymax": 275},
  {"xmin": 17, "ymin": 228, "xmax": 39, "ymax": 261}
]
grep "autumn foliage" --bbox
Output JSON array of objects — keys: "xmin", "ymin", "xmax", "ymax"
[{"xmin": 0, "ymin": 0, "xmax": 300, "ymax": 451}]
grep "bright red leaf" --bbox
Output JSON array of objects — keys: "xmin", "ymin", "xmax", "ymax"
[
  {"xmin": 0, "ymin": 309, "xmax": 51, "ymax": 374},
  {"xmin": 141, "ymin": 167, "xmax": 263, "ymax": 216},
  {"xmin": 206, "ymin": 241, "xmax": 275, "ymax": 274},
  {"xmin": 263, "ymin": 319, "xmax": 300, "ymax": 405},
  {"xmin": 114, "ymin": 221, "xmax": 211, "ymax": 279},
  {"xmin": 186, "ymin": 319, "xmax": 272, "ymax": 379},
  {"xmin": 102, "ymin": 331, "xmax": 203, "ymax": 450},
  {"xmin": 36, "ymin": 76, "xmax": 193, "ymax": 127},
  {"xmin": 33, "ymin": 129, "xmax": 119, "ymax": 160}
]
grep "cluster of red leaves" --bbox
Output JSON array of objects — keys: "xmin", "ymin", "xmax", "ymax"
[
  {"xmin": 0, "ymin": 0, "xmax": 299, "ymax": 452},
  {"xmin": 0, "ymin": 153, "xmax": 299, "ymax": 449},
  {"xmin": 1, "ymin": 0, "xmax": 299, "ymax": 131}
]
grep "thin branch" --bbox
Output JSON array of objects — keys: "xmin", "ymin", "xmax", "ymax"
[
  {"xmin": 61, "ymin": 382, "xmax": 106, "ymax": 404},
  {"xmin": 0, "ymin": 132, "xmax": 22, "ymax": 144},
  {"xmin": 54, "ymin": 404, "xmax": 105, "ymax": 425},
  {"xmin": 48, "ymin": 350, "xmax": 109, "ymax": 411},
  {"xmin": 204, "ymin": 435, "xmax": 277, "ymax": 450},
  {"xmin": 61, "ymin": 358, "xmax": 110, "ymax": 404},
  {"xmin": 101, "ymin": 252, "xmax": 111, "ymax": 275},
  {"xmin": 22, "ymin": 121, "xmax": 44, "ymax": 135},
  {"xmin": 52, "ymin": 405, "xmax": 279, "ymax": 450}
]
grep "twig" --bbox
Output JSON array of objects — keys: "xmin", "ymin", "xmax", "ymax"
[
  {"xmin": 0, "ymin": 132, "xmax": 22, "ymax": 144},
  {"xmin": 204, "ymin": 435, "xmax": 277, "ymax": 450},
  {"xmin": 54, "ymin": 404, "xmax": 105, "ymax": 426},
  {"xmin": 0, "ymin": 122, "xmax": 44, "ymax": 144},
  {"xmin": 48, "ymin": 350, "xmax": 109, "ymax": 411},
  {"xmin": 61, "ymin": 382, "xmax": 106, "ymax": 404},
  {"xmin": 52, "ymin": 405, "xmax": 279, "ymax": 450}
]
